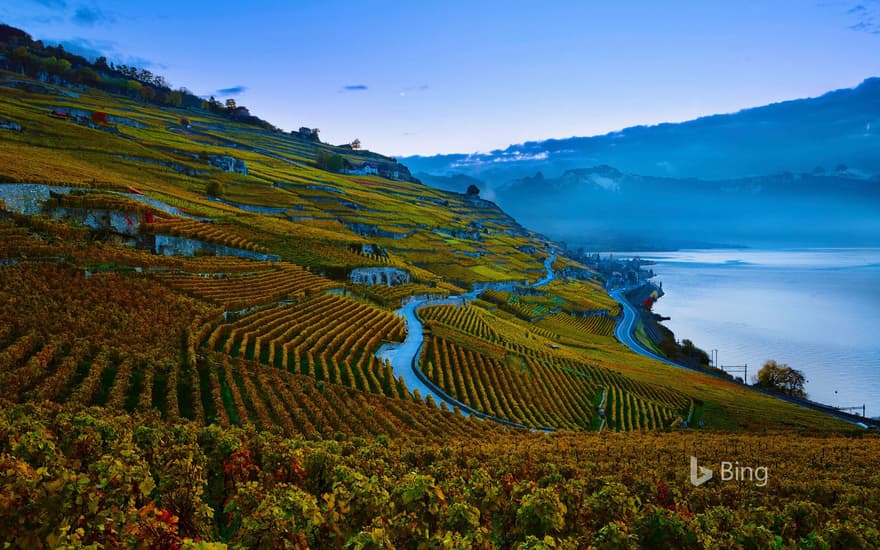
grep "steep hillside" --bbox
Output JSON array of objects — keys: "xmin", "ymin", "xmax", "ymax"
[
  {"xmin": 1, "ymin": 29, "xmax": 875, "ymax": 548},
  {"xmin": 0, "ymin": 66, "xmax": 850, "ymax": 433}
]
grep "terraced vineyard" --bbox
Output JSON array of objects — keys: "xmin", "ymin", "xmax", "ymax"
[
  {"xmin": 422, "ymin": 335, "xmax": 599, "ymax": 429},
  {"xmin": 202, "ymin": 294, "xmax": 406, "ymax": 394},
  {"xmin": 144, "ymin": 216, "xmax": 269, "ymax": 252},
  {"xmin": 539, "ymin": 311, "xmax": 617, "ymax": 339},
  {"xmin": 192, "ymin": 354, "xmax": 495, "ymax": 439},
  {"xmin": 158, "ymin": 263, "xmax": 336, "ymax": 309},
  {"xmin": 602, "ymin": 384, "xmax": 682, "ymax": 431},
  {"xmin": 0, "ymin": 30, "xmax": 874, "ymax": 548},
  {"xmin": 0, "ymin": 255, "xmax": 490, "ymax": 440},
  {"xmin": 420, "ymin": 304, "xmax": 502, "ymax": 342},
  {"xmin": 420, "ymin": 303, "xmax": 693, "ymax": 430},
  {"xmin": 0, "ymin": 261, "xmax": 209, "ymax": 411},
  {"xmin": 351, "ymin": 282, "xmax": 450, "ymax": 308}
]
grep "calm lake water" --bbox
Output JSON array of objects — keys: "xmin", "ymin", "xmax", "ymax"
[{"xmin": 625, "ymin": 249, "xmax": 880, "ymax": 418}]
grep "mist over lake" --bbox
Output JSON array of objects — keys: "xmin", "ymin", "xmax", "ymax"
[{"xmin": 631, "ymin": 249, "xmax": 880, "ymax": 417}]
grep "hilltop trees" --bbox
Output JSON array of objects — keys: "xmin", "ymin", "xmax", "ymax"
[
  {"xmin": 755, "ymin": 360, "xmax": 807, "ymax": 398},
  {"xmin": 0, "ymin": 23, "xmax": 272, "ymax": 127}
]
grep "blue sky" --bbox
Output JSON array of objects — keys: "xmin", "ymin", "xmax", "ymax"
[{"xmin": 3, "ymin": 0, "xmax": 879, "ymax": 156}]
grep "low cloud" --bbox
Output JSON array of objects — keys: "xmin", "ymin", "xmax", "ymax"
[
  {"xmin": 340, "ymin": 84, "xmax": 368, "ymax": 92},
  {"xmin": 72, "ymin": 5, "xmax": 114, "ymax": 26},
  {"xmin": 449, "ymin": 150, "xmax": 550, "ymax": 169},
  {"xmin": 491, "ymin": 150, "xmax": 549, "ymax": 163},
  {"xmin": 216, "ymin": 85, "xmax": 247, "ymax": 96}
]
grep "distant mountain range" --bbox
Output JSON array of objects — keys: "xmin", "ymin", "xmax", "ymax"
[
  {"xmin": 405, "ymin": 78, "xmax": 880, "ymax": 249},
  {"xmin": 500, "ymin": 167, "xmax": 879, "ymax": 250}
]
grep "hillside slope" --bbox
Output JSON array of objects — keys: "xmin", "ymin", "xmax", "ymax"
[
  {"xmin": 0, "ymin": 27, "xmax": 877, "ymax": 548},
  {"xmin": 0, "ymin": 66, "xmax": 851, "ymax": 434}
]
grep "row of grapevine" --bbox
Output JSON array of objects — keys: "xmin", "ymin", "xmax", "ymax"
[
  {"xmin": 0, "ymin": 221, "xmax": 57, "ymax": 258},
  {"xmin": 481, "ymin": 289, "xmax": 543, "ymax": 321},
  {"xmin": 145, "ymin": 216, "xmax": 269, "ymax": 252},
  {"xmin": 159, "ymin": 262, "xmax": 336, "ymax": 309},
  {"xmin": 203, "ymin": 294, "xmax": 406, "ymax": 398},
  {"xmin": 420, "ymin": 304, "xmax": 500, "ymax": 342},
  {"xmin": 540, "ymin": 311, "xmax": 617, "ymax": 338},
  {"xmin": 195, "ymin": 354, "xmax": 500, "ymax": 439},
  {"xmin": 350, "ymin": 282, "xmax": 449, "ymax": 308},
  {"xmin": 602, "ymin": 385, "xmax": 680, "ymax": 431},
  {"xmin": 0, "ymin": 262, "xmax": 215, "ymax": 420},
  {"xmin": 550, "ymin": 356, "xmax": 692, "ymax": 413},
  {"xmin": 44, "ymin": 191, "xmax": 150, "ymax": 214},
  {"xmin": 422, "ymin": 335, "xmax": 600, "ymax": 430},
  {"xmin": 419, "ymin": 303, "xmax": 693, "ymax": 430}
]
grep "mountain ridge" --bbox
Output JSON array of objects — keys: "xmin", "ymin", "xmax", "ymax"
[{"xmin": 403, "ymin": 77, "xmax": 880, "ymax": 181}]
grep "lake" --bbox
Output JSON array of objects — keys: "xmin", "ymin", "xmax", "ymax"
[{"xmin": 625, "ymin": 249, "xmax": 880, "ymax": 418}]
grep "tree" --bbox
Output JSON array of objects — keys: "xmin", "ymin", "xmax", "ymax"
[
  {"xmin": 316, "ymin": 151, "xmax": 344, "ymax": 172},
  {"xmin": 351, "ymin": 139, "xmax": 361, "ymax": 150},
  {"xmin": 10, "ymin": 46, "xmax": 30, "ymax": 73},
  {"xmin": 225, "ymin": 98, "xmax": 237, "ymax": 111},
  {"xmin": 754, "ymin": 360, "xmax": 807, "ymax": 398},
  {"xmin": 138, "ymin": 84, "xmax": 155, "ymax": 102},
  {"xmin": 207, "ymin": 96, "xmax": 222, "ymax": 113},
  {"xmin": 138, "ymin": 68, "xmax": 154, "ymax": 84},
  {"xmin": 74, "ymin": 66, "xmax": 100, "ymax": 86},
  {"xmin": 466, "ymin": 184, "xmax": 480, "ymax": 196},
  {"xmin": 205, "ymin": 181, "xmax": 225, "ymax": 198}
]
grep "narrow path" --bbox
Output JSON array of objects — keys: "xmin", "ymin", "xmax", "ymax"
[{"xmin": 376, "ymin": 252, "xmax": 557, "ymax": 429}]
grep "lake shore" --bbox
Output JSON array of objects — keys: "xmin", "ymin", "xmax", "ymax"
[{"xmin": 625, "ymin": 248, "xmax": 880, "ymax": 421}]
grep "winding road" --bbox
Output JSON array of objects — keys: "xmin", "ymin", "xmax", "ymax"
[
  {"xmin": 376, "ymin": 253, "xmax": 556, "ymax": 426},
  {"xmin": 611, "ymin": 287, "xmax": 684, "ymax": 368},
  {"xmin": 609, "ymin": 286, "xmax": 877, "ymax": 429}
]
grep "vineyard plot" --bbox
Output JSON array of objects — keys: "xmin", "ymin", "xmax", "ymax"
[
  {"xmin": 203, "ymin": 294, "xmax": 406, "ymax": 397},
  {"xmin": 159, "ymin": 262, "xmax": 336, "ymax": 309}
]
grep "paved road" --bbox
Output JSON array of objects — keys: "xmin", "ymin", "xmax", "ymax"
[
  {"xmin": 376, "ymin": 252, "xmax": 556, "ymax": 424},
  {"xmin": 611, "ymin": 287, "xmax": 684, "ymax": 368},
  {"xmin": 376, "ymin": 296, "xmax": 471, "ymax": 413},
  {"xmin": 534, "ymin": 253, "xmax": 557, "ymax": 287}
]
